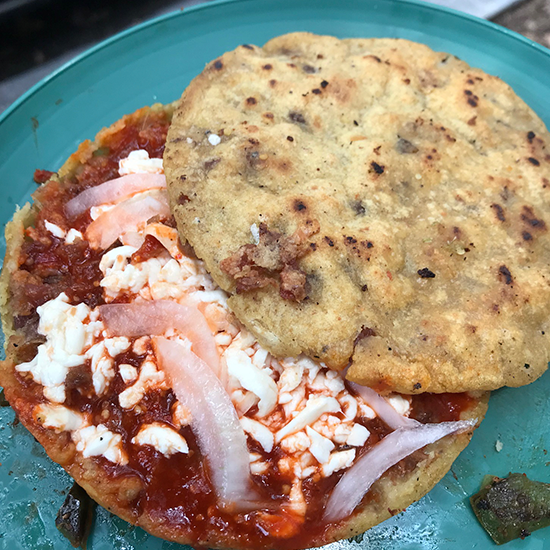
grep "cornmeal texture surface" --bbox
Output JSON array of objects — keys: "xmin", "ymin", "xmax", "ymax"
[{"xmin": 164, "ymin": 33, "xmax": 550, "ymax": 394}]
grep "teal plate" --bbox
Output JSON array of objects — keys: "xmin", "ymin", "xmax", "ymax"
[{"xmin": 1, "ymin": 0, "xmax": 549, "ymax": 548}]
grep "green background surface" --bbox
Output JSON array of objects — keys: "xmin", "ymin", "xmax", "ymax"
[{"xmin": 0, "ymin": 0, "xmax": 549, "ymax": 548}]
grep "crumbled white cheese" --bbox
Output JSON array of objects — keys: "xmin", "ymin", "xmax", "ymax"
[
  {"xmin": 495, "ymin": 439, "xmax": 503, "ymax": 452},
  {"xmin": 306, "ymin": 426, "xmax": 334, "ymax": 464},
  {"xmin": 240, "ymin": 416, "xmax": 274, "ymax": 452},
  {"xmin": 387, "ymin": 394, "xmax": 411, "ymax": 416},
  {"xmin": 208, "ymin": 133, "xmax": 221, "ymax": 146},
  {"xmin": 105, "ymin": 337, "xmax": 131, "ymax": 357},
  {"xmin": 44, "ymin": 221, "xmax": 66, "ymax": 238},
  {"xmin": 281, "ymin": 383, "xmax": 306, "ymax": 417},
  {"xmin": 73, "ymin": 424, "xmax": 128, "ymax": 465},
  {"xmin": 87, "ymin": 341, "xmax": 113, "ymax": 395},
  {"xmin": 34, "ymin": 403, "xmax": 86, "ymax": 432},
  {"xmin": 280, "ymin": 431, "xmax": 311, "ymax": 454},
  {"xmin": 225, "ymin": 346, "xmax": 277, "ymax": 417},
  {"xmin": 276, "ymin": 396, "xmax": 340, "ymax": 442},
  {"xmin": 16, "ymin": 293, "xmax": 103, "ymax": 403},
  {"xmin": 133, "ymin": 337, "xmax": 149, "ymax": 356},
  {"xmin": 100, "ymin": 245, "xmax": 216, "ymax": 303},
  {"xmin": 322, "ymin": 449, "xmax": 356, "ymax": 477},
  {"xmin": 132, "ymin": 422, "xmax": 189, "ymax": 456},
  {"xmin": 346, "ymin": 423, "xmax": 370, "ymax": 446},
  {"xmin": 172, "ymin": 402, "xmax": 192, "ymax": 427},
  {"xmin": 119, "ymin": 363, "xmax": 138, "ymax": 384},
  {"xmin": 250, "ymin": 461, "xmax": 269, "ymax": 475},
  {"xmin": 65, "ymin": 228, "xmax": 83, "ymax": 244},
  {"xmin": 339, "ymin": 393, "xmax": 358, "ymax": 420},
  {"xmin": 278, "ymin": 364, "xmax": 304, "ymax": 394},
  {"xmin": 358, "ymin": 401, "xmax": 377, "ymax": 419},
  {"xmin": 82, "ymin": 336, "xmax": 127, "ymax": 395},
  {"xmin": 119, "ymin": 149, "xmax": 164, "ymax": 176},
  {"xmin": 119, "ymin": 360, "xmax": 166, "ymax": 409}
]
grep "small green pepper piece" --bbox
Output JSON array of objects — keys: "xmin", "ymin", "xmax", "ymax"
[
  {"xmin": 470, "ymin": 473, "xmax": 550, "ymax": 544},
  {"xmin": 55, "ymin": 482, "xmax": 96, "ymax": 549}
]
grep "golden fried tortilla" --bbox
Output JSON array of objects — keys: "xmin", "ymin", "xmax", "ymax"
[{"xmin": 165, "ymin": 32, "xmax": 550, "ymax": 394}]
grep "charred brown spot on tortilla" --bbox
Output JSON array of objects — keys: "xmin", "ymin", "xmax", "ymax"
[
  {"xmin": 468, "ymin": 116, "xmax": 477, "ymax": 126},
  {"xmin": 312, "ymin": 88, "xmax": 322, "ymax": 95},
  {"xmin": 287, "ymin": 136, "xmax": 294, "ymax": 142},
  {"xmin": 212, "ymin": 59, "xmax": 223, "ymax": 70},
  {"xmin": 204, "ymin": 158, "xmax": 221, "ymax": 172},
  {"xmin": 262, "ymin": 64, "xmax": 273, "ymax": 70},
  {"xmin": 241, "ymin": 44, "xmax": 254, "ymax": 50},
  {"xmin": 521, "ymin": 205, "xmax": 546, "ymax": 231},
  {"xmin": 246, "ymin": 97, "xmax": 257, "ymax": 106},
  {"xmin": 527, "ymin": 131, "xmax": 536, "ymax": 143},
  {"xmin": 263, "ymin": 112, "xmax": 274, "ymax": 120},
  {"xmin": 490, "ymin": 203, "xmax": 506, "ymax": 222},
  {"xmin": 354, "ymin": 326, "xmax": 376, "ymax": 345},
  {"xmin": 302, "ymin": 64, "xmax": 317, "ymax": 73},
  {"xmin": 418, "ymin": 268, "xmax": 436, "ymax": 279},
  {"xmin": 498, "ymin": 265, "xmax": 513, "ymax": 285},
  {"xmin": 324, "ymin": 236, "xmax": 335, "ymax": 247},
  {"xmin": 320, "ymin": 80, "xmax": 329, "ymax": 88},
  {"xmin": 370, "ymin": 161, "xmax": 385, "ymax": 175},
  {"xmin": 528, "ymin": 157, "xmax": 541, "ymax": 166},
  {"xmin": 293, "ymin": 199, "xmax": 307, "ymax": 212},
  {"xmin": 351, "ymin": 200, "xmax": 366, "ymax": 216},
  {"xmin": 395, "ymin": 138, "xmax": 418, "ymax": 154},
  {"xmin": 289, "ymin": 111, "xmax": 307, "ymax": 125},
  {"xmin": 220, "ymin": 220, "xmax": 320, "ymax": 301},
  {"xmin": 269, "ymin": 79, "xmax": 277, "ymax": 88}
]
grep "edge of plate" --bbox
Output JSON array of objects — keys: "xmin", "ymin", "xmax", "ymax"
[{"xmin": 1, "ymin": 0, "xmax": 550, "ymax": 128}]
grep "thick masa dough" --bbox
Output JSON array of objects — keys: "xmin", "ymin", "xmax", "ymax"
[{"xmin": 165, "ymin": 32, "xmax": 550, "ymax": 395}]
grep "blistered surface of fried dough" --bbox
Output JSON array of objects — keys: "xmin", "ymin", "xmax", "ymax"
[{"xmin": 165, "ymin": 33, "xmax": 550, "ymax": 394}]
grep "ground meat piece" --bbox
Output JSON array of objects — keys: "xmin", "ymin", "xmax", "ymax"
[
  {"xmin": 220, "ymin": 220, "xmax": 320, "ymax": 301},
  {"xmin": 280, "ymin": 265, "xmax": 307, "ymax": 301}
]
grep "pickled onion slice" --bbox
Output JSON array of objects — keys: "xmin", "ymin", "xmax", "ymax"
[
  {"xmin": 86, "ymin": 190, "xmax": 170, "ymax": 250},
  {"xmin": 100, "ymin": 300, "xmax": 220, "ymax": 378},
  {"xmin": 66, "ymin": 173, "xmax": 166, "ymax": 218},
  {"xmin": 154, "ymin": 337, "xmax": 261, "ymax": 510},
  {"xmin": 348, "ymin": 382, "xmax": 419, "ymax": 430},
  {"xmin": 323, "ymin": 419, "xmax": 476, "ymax": 521}
]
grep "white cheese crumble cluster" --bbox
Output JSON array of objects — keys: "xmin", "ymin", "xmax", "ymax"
[{"xmin": 28, "ymin": 149, "xmax": 412, "ymax": 497}]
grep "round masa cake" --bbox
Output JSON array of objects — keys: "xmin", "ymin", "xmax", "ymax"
[
  {"xmin": 0, "ymin": 103, "xmax": 487, "ymax": 548},
  {"xmin": 164, "ymin": 32, "xmax": 550, "ymax": 395}
]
